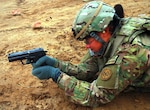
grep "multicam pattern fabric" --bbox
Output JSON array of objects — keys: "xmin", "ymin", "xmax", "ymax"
[
  {"xmin": 55, "ymin": 52, "xmax": 101, "ymax": 81},
  {"xmin": 56, "ymin": 17, "xmax": 150, "ymax": 107}
]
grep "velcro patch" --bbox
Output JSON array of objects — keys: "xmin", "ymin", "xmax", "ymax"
[{"xmin": 100, "ymin": 68, "xmax": 112, "ymax": 81}]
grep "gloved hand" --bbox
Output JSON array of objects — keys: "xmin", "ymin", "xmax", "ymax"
[
  {"xmin": 33, "ymin": 56, "xmax": 57, "ymax": 68},
  {"xmin": 32, "ymin": 65, "xmax": 61, "ymax": 82}
]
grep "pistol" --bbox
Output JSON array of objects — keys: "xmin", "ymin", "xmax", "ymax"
[{"xmin": 8, "ymin": 48, "xmax": 47, "ymax": 64}]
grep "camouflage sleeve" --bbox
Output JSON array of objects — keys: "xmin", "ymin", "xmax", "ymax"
[
  {"xmin": 54, "ymin": 51, "xmax": 99, "ymax": 81},
  {"xmin": 57, "ymin": 44, "xmax": 150, "ymax": 107}
]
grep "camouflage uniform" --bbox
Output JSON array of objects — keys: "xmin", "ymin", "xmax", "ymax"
[{"xmin": 53, "ymin": 17, "xmax": 150, "ymax": 107}]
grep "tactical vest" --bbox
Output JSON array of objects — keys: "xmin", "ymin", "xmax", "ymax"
[
  {"xmin": 96, "ymin": 17, "xmax": 150, "ymax": 89},
  {"xmin": 104, "ymin": 17, "xmax": 150, "ymax": 59}
]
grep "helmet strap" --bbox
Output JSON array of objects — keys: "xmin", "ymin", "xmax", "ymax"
[
  {"xmin": 90, "ymin": 32, "xmax": 106, "ymax": 45},
  {"xmin": 89, "ymin": 32, "xmax": 107, "ymax": 56}
]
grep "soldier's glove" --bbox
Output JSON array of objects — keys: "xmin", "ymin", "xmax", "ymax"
[
  {"xmin": 34, "ymin": 56, "xmax": 58, "ymax": 67},
  {"xmin": 32, "ymin": 65, "xmax": 61, "ymax": 82}
]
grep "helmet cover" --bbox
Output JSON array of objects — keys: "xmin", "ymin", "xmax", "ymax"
[{"xmin": 72, "ymin": 1, "xmax": 115, "ymax": 40}]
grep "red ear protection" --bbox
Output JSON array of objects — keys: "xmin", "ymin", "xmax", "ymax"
[
  {"xmin": 85, "ymin": 27, "xmax": 111, "ymax": 52},
  {"xmin": 97, "ymin": 27, "xmax": 111, "ymax": 43}
]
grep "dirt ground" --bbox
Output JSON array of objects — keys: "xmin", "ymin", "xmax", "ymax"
[{"xmin": 0, "ymin": 0, "xmax": 150, "ymax": 110}]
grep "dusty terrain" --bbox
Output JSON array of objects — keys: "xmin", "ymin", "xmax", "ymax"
[{"xmin": 0, "ymin": 0, "xmax": 150, "ymax": 110}]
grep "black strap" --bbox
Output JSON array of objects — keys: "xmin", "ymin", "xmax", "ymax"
[{"xmin": 90, "ymin": 32, "xmax": 106, "ymax": 45}]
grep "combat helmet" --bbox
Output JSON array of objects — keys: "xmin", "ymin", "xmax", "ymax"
[{"xmin": 72, "ymin": 1, "xmax": 115, "ymax": 40}]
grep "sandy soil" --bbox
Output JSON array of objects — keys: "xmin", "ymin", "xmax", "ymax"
[{"xmin": 0, "ymin": 0, "xmax": 150, "ymax": 110}]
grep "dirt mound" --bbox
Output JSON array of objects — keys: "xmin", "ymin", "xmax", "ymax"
[{"xmin": 0, "ymin": 0, "xmax": 150, "ymax": 110}]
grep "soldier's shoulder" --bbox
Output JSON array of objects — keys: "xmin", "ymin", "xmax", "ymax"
[{"xmin": 117, "ymin": 16, "xmax": 150, "ymax": 36}]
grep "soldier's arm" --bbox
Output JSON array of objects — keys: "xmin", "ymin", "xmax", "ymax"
[
  {"xmin": 54, "ymin": 51, "xmax": 99, "ymax": 81},
  {"xmin": 57, "ymin": 44, "xmax": 150, "ymax": 107}
]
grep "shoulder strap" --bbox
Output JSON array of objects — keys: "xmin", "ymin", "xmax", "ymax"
[{"xmin": 128, "ymin": 30, "xmax": 145, "ymax": 43}]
